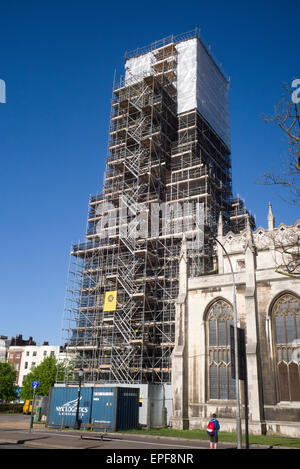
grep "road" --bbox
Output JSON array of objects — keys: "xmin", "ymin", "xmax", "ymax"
[{"xmin": 3, "ymin": 413, "xmax": 290, "ymax": 458}]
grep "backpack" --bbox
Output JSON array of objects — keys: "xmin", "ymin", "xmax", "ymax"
[{"xmin": 206, "ymin": 420, "xmax": 215, "ymax": 436}]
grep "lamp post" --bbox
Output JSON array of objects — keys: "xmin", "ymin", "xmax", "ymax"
[
  {"xmin": 74, "ymin": 368, "xmax": 83, "ymax": 430},
  {"xmin": 213, "ymin": 236, "xmax": 243, "ymax": 449}
]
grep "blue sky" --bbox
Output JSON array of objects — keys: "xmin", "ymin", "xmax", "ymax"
[{"xmin": 0, "ymin": 0, "xmax": 299, "ymax": 345}]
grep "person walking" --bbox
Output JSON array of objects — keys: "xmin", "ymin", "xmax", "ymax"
[{"xmin": 207, "ymin": 413, "xmax": 220, "ymax": 449}]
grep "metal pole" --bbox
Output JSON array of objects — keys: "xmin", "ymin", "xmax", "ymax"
[
  {"xmin": 29, "ymin": 387, "xmax": 36, "ymax": 433},
  {"xmin": 74, "ymin": 372, "xmax": 82, "ymax": 430},
  {"xmin": 213, "ymin": 236, "xmax": 243, "ymax": 449},
  {"xmin": 243, "ymin": 334, "xmax": 250, "ymax": 450}
]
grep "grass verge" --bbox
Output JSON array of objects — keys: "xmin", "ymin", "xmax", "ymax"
[{"xmin": 120, "ymin": 427, "xmax": 300, "ymax": 448}]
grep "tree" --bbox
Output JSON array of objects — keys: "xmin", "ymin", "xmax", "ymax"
[
  {"xmin": 0, "ymin": 362, "xmax": 17, "ymax": 401},
  {"xmin": 256, "ymin": 82, "xmax": 300, "ymax": 278},
  {"xmin": 257, "ymin": 82, "xmax": 300, "ymax": 206},
  {"xmin": 267, "ymin": 224, "xmax": 300, "ymax": 278},
  {"xmin": 20, "ymin": 355, "xmax": 71, "ymax": 399}
]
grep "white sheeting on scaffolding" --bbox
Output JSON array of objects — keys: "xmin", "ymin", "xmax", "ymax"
[
  {"xmin": 124, "ymin": 37, "xmax": 230, "ymax": 149},
  {"xmin": 195, "ymin": 39, "xmax": 230, "ymax": 149},
  {"xmin": 177, "ymin": 37, "xmax": 230, "ymax": 149},
  {"xmin": 125, "ymin": 52, "xmax": 153, "ymax": 83},
  {"xmin": 176, "ymin": 38, "xmax": 197, "ymax": 114}
]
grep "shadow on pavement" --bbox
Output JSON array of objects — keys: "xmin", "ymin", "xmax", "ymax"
[{"xmin": 16, "ymin": 436, "xmax": 49, "ymax": 445}]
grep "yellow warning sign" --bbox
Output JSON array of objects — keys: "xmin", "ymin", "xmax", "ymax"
[{"xmin": 104, "ymin": 290, "xmax": 117, "ymax": 312}]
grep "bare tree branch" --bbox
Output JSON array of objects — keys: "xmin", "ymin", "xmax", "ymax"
[
  {"xmin": 266, "ymin": 227, "xmax": 300, "ymax": 278},
  {"xmin": 256, "ymin": 82, "xmax": 300, "ymax": 206},
  {"xmin": 264, "ymin": 83, "xmax": 300, "ymax": 144}
]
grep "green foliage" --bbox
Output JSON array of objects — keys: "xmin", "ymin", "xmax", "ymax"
[
  {"xmin": 20, "ymin": 355, "xmax": 71, "ymax": 399},
  {"xmin": 0, "ymin": 362, "xmax": 18, "ymax": 401}
]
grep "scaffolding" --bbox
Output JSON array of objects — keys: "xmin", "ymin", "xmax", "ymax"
[{"xmin": 61, "ymin": 30, "xmax": 254, "ymax": 385}]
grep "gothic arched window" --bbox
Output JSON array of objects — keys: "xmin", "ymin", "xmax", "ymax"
[
  {"xmin": 207, "ymin": 299, "xmax": 236, "ymax": 400},
  {"xmin": 272, "ymin": 293, "xmax": 300, "ymax": 402}
]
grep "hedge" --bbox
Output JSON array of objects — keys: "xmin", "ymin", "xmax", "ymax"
[{"xmin": 0, "ymin": 403, "xmax": 23, "ymax": 413}]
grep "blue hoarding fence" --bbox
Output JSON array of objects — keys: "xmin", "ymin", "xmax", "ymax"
[
  {"xmin": 47, "ymin": 386, "xmax": 139, "ymax": 431},
  {"xmin": 48, "ymin": 386, "xmax": 93, "ymax": 429}
]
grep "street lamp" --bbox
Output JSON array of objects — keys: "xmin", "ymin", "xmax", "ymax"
[
  {"xmin": 74, "ymin": 368, "xmax": 83, "ymax": 430},
  {"xmin": 212, "ymin": 236, "xmax": 243, "ymax": 449}
]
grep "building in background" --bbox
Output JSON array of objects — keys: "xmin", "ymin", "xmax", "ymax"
[
  {"xmin": 18, "ymin": 343, "xmax": 61, "ymax": 387},
  {"xmin": 6, "ymin": 335, "xmax": 36, "ymax": 386},
  {"xmin": 0, "ymin": 336, "xmax": 9, "ymax": 362},
  {"xmin": 4, "ymin": 335, "xmax": 70, "ymax": 387}
]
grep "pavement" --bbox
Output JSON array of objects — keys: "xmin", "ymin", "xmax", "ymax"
[
  {"xmin": 0, "ymin": 424, "xmax": 232, "ymax": 450},
  {"xmin": 0, "ymin": 419, "xmax": 236, "ymax": 451},
  {"xmin": 0, "ymin": 415, "xmax": 295, "ymax": 451}
]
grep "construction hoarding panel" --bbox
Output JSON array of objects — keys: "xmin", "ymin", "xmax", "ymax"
[{"xmin": 48, "ymin": 386, "xmax": 139, "ymax": 431}]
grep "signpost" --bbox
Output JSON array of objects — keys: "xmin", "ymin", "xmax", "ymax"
[{"xmin": 29, "ymin": 380, "xmax": 39, "ymax": 432}]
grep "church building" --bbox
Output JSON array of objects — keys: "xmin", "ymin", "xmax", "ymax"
[{"xmin": 171, "ymin": 205, "xmax": 300, "ymax": 437}]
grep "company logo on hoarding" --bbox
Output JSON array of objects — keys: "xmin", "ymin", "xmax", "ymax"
[
  {"xmin": 292, "ymin": 339, "xmax": 300, "ymax": 363},
  {"xmin": 55, "ymin": 397, "xmax": 88, "ymax": 415}
]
